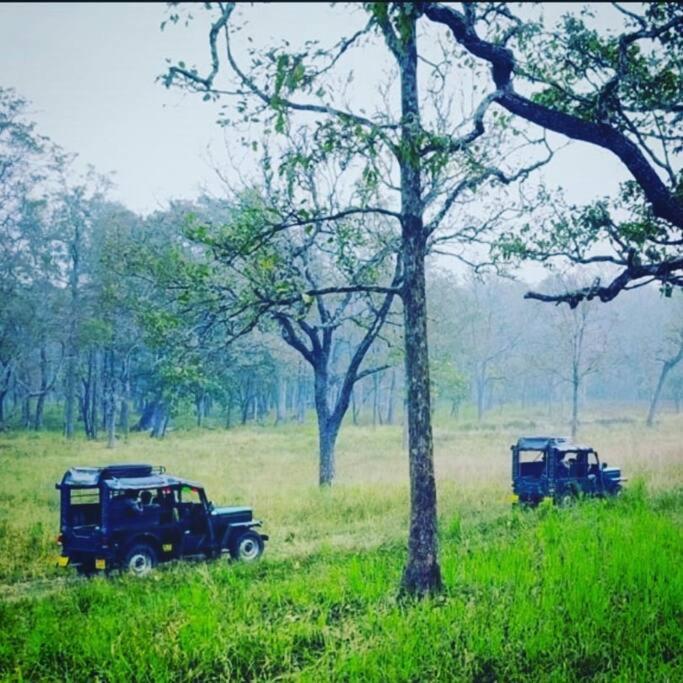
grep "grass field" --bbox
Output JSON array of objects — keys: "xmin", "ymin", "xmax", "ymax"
[{"xmin": 0, "ymin": 407, "xmax": 681, "ymax": 680}]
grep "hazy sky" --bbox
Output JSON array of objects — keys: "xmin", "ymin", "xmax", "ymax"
[{"xmin": 1, "ymin": 2, "xmax": 628, "ymax": 220}]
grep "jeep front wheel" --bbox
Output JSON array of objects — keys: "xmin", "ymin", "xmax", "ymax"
[
  {"xmin": 555, "ymin": 492, "xmax": 576, "ymax": 507},
  {"xmin": 231, "ymin": 531, "xmax": 264, "ymax": 562},
  {"xmin": 123, "ymin": 543, "xmax": 157, "ymax": 577}
]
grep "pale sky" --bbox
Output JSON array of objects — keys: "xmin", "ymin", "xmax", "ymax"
[{"xmin": 1, "ymin": 2, "xmax": 630, "ymax": 214}]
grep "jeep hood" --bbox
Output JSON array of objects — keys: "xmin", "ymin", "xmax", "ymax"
[
  {"xmin": 602, "ymin": 467, "xmax": 621, "ymax": 479},
  {"xmin": 211, "ymin": 506, "xmax": 252, "ymax": 517}
]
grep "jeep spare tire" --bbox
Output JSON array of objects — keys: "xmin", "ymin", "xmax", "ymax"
[
  {"xmin": 232, "ymin": 531, "xmax": 264, "ymax": 562},
  {"xmin": 123, "ymin": 543, "xmax": 157, "ymax": 577}
]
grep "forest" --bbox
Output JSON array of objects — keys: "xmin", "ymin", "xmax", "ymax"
[{"xmin": 1, "ymin": 2, "xmax": 682, "ymax": 681}]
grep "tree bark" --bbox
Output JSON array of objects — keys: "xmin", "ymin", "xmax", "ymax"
[{"xmin": 394, "ymin": 6, "xmax": 442, "ymax": 596}]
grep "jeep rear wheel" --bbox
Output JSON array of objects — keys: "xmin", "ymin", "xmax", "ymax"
[
  {"xmin": 123, "ymin": 543, "xmax": 157, "ymax": 577},
  {"xmin": 231, "ymin": 531, "xmax": 264, "ymax": 562}
]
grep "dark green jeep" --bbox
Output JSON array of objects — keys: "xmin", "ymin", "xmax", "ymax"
[
  {"xmin": 56, "ymin": 464, "xmax": 268, "ymax": 576},
  {"xmin": 511, "ymin": 436, "xmax": 624, "ymax": 507}
]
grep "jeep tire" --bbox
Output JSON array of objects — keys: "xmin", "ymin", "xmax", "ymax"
[
  {"xmin": 555, "ymin": 491, "xmax": 576, "ymax": 507},
  {"xmin": 231, "ymin": 531, "xmax": 264, "ymax": 562},
  {"xmin": 123, "ymin": 543, "xmax": 158, "ymax": 577}
]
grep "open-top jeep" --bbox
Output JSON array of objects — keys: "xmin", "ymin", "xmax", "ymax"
[
  {"xmin": 56, "ymin": 463, "xmax": 268, "ymax": 576},
  {"xmin": 512, "ymin": 436, "xmax": 624, "ymax": 507}
]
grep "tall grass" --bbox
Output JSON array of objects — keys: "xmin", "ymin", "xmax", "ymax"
[
  {"xmin": 0, "ymin": 410, "xmax": 681, "ymax": 680},
  {"xmin": 0, "ymin": 491, "xmax": 681, "ymax": 681}
]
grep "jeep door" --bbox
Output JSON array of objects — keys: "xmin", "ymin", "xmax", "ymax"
[{"xmin": 178, "ymin": 485, "xmax": 211, "ymax": 555}]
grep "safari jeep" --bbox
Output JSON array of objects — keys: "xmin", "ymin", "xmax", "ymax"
[
  {"xmin": 56, "ymin": 464, "xmax": 268, "ymax": 576},
  {"xmin": 511, "ymin": 436, "xmax": 624, "ymax": 507}
]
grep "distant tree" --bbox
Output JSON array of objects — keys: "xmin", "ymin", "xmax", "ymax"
[
  {"xmin": 0, "ymin": 88, "xmax": 58, "ymax": 428},
  {"xmin": 534, "ymin": 278, "xmax": 610, "ymax": 438},
  {"xmin": 646, "ymin": 312, "xmax": 683, "ymax": 426},
  {"xmin": 453, "ymin": 276, "xmax": 522, "ymax": 421},
  {"xmin": 133, "ymin": 185, "xmax": 399, "ymax": 480},
  {"xmin": 669, "ymin": 370, "xmax": 683, "ymax": 413}
]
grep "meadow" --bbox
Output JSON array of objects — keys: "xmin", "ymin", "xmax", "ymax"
[{"xmin": 0, "ymin": 406, "xmax": 681, "ymax": 681}]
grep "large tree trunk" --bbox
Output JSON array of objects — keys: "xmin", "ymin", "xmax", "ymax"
[
  {"xmin": 400, "ymin": 230, "xmax": 441, "ymax": 595},
  {"xmin": 397, "ymin": 8, "xmax": 441, "ymax": 596}
]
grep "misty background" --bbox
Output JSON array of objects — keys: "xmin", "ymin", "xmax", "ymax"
[{"xmin": 1, "ymin": 2, "xmax": 681, "ymax": 439}]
